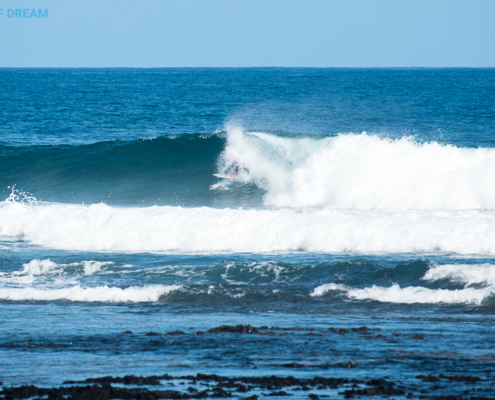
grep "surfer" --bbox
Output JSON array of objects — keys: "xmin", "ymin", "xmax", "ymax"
[
  {"xmin": 213, "ymin": 161, "xmax": 244, "ymax": 179},
  {"xmin": 227, "ymin": 161, "xmax": 240, "ymax": 177}
]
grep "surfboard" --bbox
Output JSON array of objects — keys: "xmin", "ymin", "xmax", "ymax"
[{"xmin": 213, "ymin": 173, "xmax": 237, "ymax": 179}]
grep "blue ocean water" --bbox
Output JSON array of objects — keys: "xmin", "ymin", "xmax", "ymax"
[{"xmin": 1, "ymin": 68, "xmax": 495, "ymax": 398}]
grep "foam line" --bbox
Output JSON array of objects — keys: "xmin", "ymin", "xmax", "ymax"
[
  {"xmin": 0, "ymin": 284, "xmax": 181, "ymax": 303},
  {"xmin": 311, "ymin": 283, "xmax": 495, "ymax": 305},
  {"xmin": 2, "ymin": 201, "xmax": 495, "ymax": 254}
]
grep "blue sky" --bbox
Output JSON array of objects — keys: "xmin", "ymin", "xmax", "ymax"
[{"xmin": 1, "ymin": 0, "xmax": 494, "ymax": 67}]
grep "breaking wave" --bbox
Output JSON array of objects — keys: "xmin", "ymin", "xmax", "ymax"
[
  {"xmin": 0, "ymin": 284, "xmax": 181, "ymax": 303},
  {"xmin": 220, "ymin": 127, "xmax": 495, "ymax": 210},
  {"xmin": 312, "ymin": 263, "xmax": 495, "ymax": 305}
]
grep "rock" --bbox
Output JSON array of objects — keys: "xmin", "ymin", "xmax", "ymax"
[
  {"xmin": 207, "ymin": 324, "xmax": 260, "ymax": 334},
  {"xmin": 167, "ymin": 331, "xmax": 186, "ymax": 335},
  {"xmin": 196, "ymin": 330, "xmax": 205, "ymax": 335},
  {"xmin": 351, "ymin": 326, "xmax": 370, "ymax": 333},
  {"xmin": 268, "ymin": 390, "xmax": 290, "ymax": 396},
  {"xmin": 282, "ymin": 363, "xmax": 305, "ymax": 368},
  {"xmin": 416, "ymin": 374, "xmax": 440, "ymax": 382},
  {"xmin": 145, "ymin": 331, "xmax": 163, "ymax": 336}
]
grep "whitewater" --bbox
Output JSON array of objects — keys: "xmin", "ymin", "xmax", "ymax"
[{"xmin": 2, "ymin": 129, "xmax": 495, "ymax": 255}]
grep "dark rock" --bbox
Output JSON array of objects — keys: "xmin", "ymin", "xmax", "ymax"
[
  {"xmin": 416, "ymin": 374, "xmax": 440, "ymax": 382},
  {"xmin": 207, "ymin": 324, "xmax": 260, "ymax": 334},
  {"xmin": 443, "ymin": 374, "xmax": 482, "ymax": 383},
  {"xmin": 340, "ymin": 379, "xmax": 405, "ymax": 398},
  {"xmin": 351, "ymin": 326, "xmax": 370, "ymax": 333},
  {"xmin": 269, "ymin": 390, "xmax": 290, "ymax": 396},
  {"xmin": 167, "ymin": 331, "xmax": 186, "ymax": 335},
  {"xmin": 412, "ymin": 334, "xmax": 425, "ymax": 340},
  {"xmin": 211, "ymin": 387, "xmax": 231, "ymax": 397},
  {"xmin": 196, "ymin": 331, "xmax": 205, "ymax": 335},
  {"xmin": 309, "ymin": 394, "xmax": 319, "ymax": 399},
  {"xmin": 336, "ymin": 361, "xmax": 357, "ymax": 368},
  {"xmin": 145, "ymin": 331, "xmax": 163, "ymax": 336},
  {"xmin": 122, "ymin": 330, "xmax": 133, "ymax": 334},
  {"xmin": 282, "ymin": 363, "xmax": 305, "ymax": 368},
  {"xmin": 236, "ymin": 384, "xmax": 248, "ymax": 393}
]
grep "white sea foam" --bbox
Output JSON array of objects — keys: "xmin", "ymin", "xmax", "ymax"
[
  {"xmin": 20, "ymin": 259, "xmax": 61, "ymax": 275},
  {"xmin": 2, "ymin": 200, "xmax": 495, "ymax": 254},
  {"xmin": 312, "ymin": 262, "xmax": 495, "ymax": 305},
  {"xmin": 220, "ymin": 127, "xmax": 495, "ymax": 210},
  {"xmin": 16, "ymin": 259, "xmax": 113, "ymax": 276},
  {"xmin": 81, "ymin": 261, "xmax": 107, "ymax": 275},
  {"xmin": 0, "ymin": 284, "xmax": 181, "ymax": 302},
  {"xmin": 423, "ymin": 263, "xmax": 495, "ymax": 286},
  {"xmin": 311, "ymin": 283, "xmax": 495, "ymax": 305}
]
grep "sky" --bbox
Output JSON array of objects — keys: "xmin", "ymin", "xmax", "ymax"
[{"xmin": 0, "ymin": 0, "xmax": 494, "ymax": 68}]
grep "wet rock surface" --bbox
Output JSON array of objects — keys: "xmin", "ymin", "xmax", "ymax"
[
  {"xmin": 2, "ymin": 372, "xmax": 494, "ymax": 400},
  {"xmin": 2, "ymin": 325, "xmax": 494, "ymax": 399}
]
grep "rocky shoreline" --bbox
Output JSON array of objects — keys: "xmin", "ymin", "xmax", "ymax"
[
  {"xmin": 2, "ymin": 371, "xmax": 494, "ymax": 400},
  {"xmin": 2, "ymin": 325, "xmax": 494, "ymax": 400}
]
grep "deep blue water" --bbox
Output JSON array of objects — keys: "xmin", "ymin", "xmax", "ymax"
[{"xmin": 1, "ymin": 68, "xmax": 495, "ymax": 398}]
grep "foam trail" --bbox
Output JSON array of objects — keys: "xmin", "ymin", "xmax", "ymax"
[
  {"xmin": 3, "ymin": 201, "xmax": 495, "ymax": 254},
  {"xmin": 0, "ymin": 284, "xmax": 181, "ymax": 303},
  {"xmin": 311, "ymin": 283, "xmax": 495, "ymax": 305},
  {"xmin": 221, "ymin": 128, "xmax": 495, "ymax": 210}
]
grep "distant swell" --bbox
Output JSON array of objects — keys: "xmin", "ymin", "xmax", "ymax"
[{"xmin": 2, "ymin": 201, "xmax": 495, "ymax": 254}]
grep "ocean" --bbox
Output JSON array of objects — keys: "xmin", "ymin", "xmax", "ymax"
[{"xmin": 0, "ymin": 68, "xmax": 494, "ymax": 399}]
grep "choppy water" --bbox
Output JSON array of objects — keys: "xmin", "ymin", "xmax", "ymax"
[{"xmin": 0, "ymin": 68, "xmax": 494, "ymax": 398}]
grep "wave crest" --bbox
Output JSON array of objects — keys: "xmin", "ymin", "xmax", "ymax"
[{"xmin": 221, "ymin": 128, "xmax": 495, "ymax": 210}]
